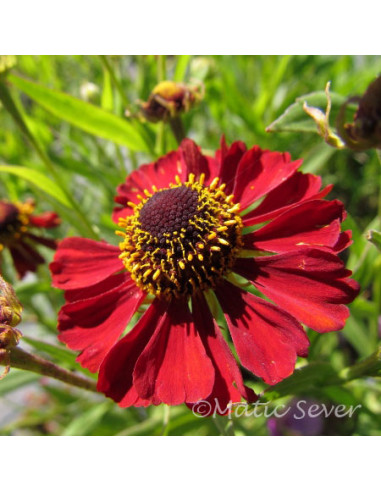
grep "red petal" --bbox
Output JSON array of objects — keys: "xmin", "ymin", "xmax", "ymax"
[
  {"xmin": 242, "ymin": 172, "xmax": 330, "ymax": 226},
  {"xmin": 58, "ymin": 273, "xmax": 145, "ymax": 372},
  {"xmin": 243, "ymin": 200, "xmax": 345, "ymax": 253},
  {"xmin": 97, "ymin": 299, "xmax": 168, "ymax": 407},
  {"xmin": 333, "ymin": 230, "xmax": 353, "ymax": 252},
  {"xmin": 64, "ymin": 271, "xmax": 132, "ymax": 303},
  {"xmin": 133, "ymin": 297, "xmax": 215, "ymax": 405},
  {"xmin": 29, "ymin": 212, "xmax": 61, "ymax": 229},
  {"xmin": 218, "ymin": 139, "xmax": 247, "ymax": 194},
  {"xmin": 215, "ymin": 280, "xmax": 309, "ymax": 385},
  {"xmin": 9, "ymin": 241, "xmax": 45, "ymax": 278},
  {"xmin": 233, "ymin": 148, "xmax": 302, "ymax": 211},
  {"xmin": 234, "ymin": 250, "xmax": 360, "ymax": 333},
  {"xmin": 190, "ymin": 293, "xmax": 257, "ymax": 415},
  {"xmin": 180, "ymin": 139, "xmax": 211, "ymax": 182},
  {"xmin": 111, "ymin": 205, "xmax": 135, "ymax": 223},
  {"xmin": 50, "ymin": 238, "xmax": 123, "ymax": 290},
  {"xmin": 25, "ymin": 232, "xmax": 57, "ymax": 250}
]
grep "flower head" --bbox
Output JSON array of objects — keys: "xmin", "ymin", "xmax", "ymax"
[
  {"xmin": 50, "ymin": 138, "xmax": 359, "ymax": 414},
  {"xmin": 0, "ymin": 199, "xmax": 60, "ymax": 278},
  {"xmin": 140, "ymin": 81, "xmax": 202, "ymax": 123}
]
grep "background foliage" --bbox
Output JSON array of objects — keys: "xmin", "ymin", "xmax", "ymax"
[{"xmin": 1, "ymin": 55, "xmax": 381, "ymax": 436}]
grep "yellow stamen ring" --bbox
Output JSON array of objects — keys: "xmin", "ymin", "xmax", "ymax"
[{"xmin": 117, "ymin": 175, "xmax": 243, "ymax": 299}]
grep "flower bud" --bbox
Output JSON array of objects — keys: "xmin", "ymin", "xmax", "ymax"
[
  {"xmin": 140, "ymin": 80, "xmax": 203, "ymax": 123},
  {"xmin": 0, "ymin": 275, "xmax": 22, "ymax": 379},
  {"xmin": 0, "ymin": 324, "xmax": 22, "ymax": 350},
  {"xmin": 337, "ymin": 75, "xmax": 381, "ymax": 150},
  {"xmin": 0, "ymin": 275, "xmax": 22, "ymax": 328}
]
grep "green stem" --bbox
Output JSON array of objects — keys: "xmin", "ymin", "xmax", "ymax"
[
  {"xmin": 1, "ymin": 346, "xmax": 97, "ymax": 392},
  {"xmin": 169, "ymin": 116, "xmax": 186, "ymax": 145},
  {"xmin": 155, "ymin": 121, "xmax": 166, "ymax": 156},
  {"xmin": 0, "ymin": 80, "xmax": 99, "ymax": 240},
  {"xmin": 333, "ymin": 346, "xmax": 381, "ymax": 383}
]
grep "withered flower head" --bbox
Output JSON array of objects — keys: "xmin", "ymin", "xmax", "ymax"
[
  {"xmin": 140, "ymin": 80, "xmax": 203, "ymax": 123},
  {"xmin": 337, "ymin": 75, "xmax": 381, "ymax": 150},
  {"xmin": 0, "ymin": 198, "xmax": 60, "ymax": 278},
  {"xmin": 0, "ymin": 275, "xmax": 22, "ymax": 379}
]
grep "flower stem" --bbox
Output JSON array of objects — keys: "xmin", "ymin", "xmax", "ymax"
[
  {"xmin": 333, "ymin": 346, "xmax": 381, "ymax": 383},
  {"xmin": 169, "ymin": 116, "xmax": 186, "ymax": 145},
  {"xmin": 0, "ymin": 346, "xmax": 97, "ymax": 392},
  {"xmin": 0, "ymin": 80, "xmax": 99, "ymax": 240}
]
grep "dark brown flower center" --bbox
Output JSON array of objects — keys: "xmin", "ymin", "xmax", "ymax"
[{"xmin": 139, "ymin": 186, "xmax": 198, "ymax": 236}]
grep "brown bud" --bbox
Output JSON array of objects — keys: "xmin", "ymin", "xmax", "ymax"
[
  {"xmin": 0, "ymin": 276, "xmax": 22, "ymax": 379},
  {"xmin": 140, "ymin": 80, "xmax": 203, "ymax": 123},
  {"xmin": 0, "ymin": 324, "xmax": 22, "ymax": 350},
  {"xmin": 0, "ymin": 275, "xmax": 22, "ymax": 327},
  {"xmin": 337, "ymin": 75, "xmax": 381, "ymax": 150}
]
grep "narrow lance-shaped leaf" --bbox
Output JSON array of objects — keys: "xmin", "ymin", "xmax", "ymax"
[
  {"xmin": 8, "ymin": 74, "xmax": 150, "ymax": 152},
  {"xmin": 0, "ymin": 164, "xmax": 71, "ymax": 208}
]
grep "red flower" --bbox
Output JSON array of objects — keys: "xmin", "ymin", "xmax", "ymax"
[
  {"xmin": 0, "ymin": 199, "xmax": 60, "ymax": 279},
  {"xmin": 50, "ymin": 138, "xmax": 359, "ymax": 415}
]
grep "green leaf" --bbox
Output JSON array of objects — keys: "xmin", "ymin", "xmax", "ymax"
[
  {"xmin": 0, "ymin": 163, "xmax": 71, "ymax": 207},
  {"xmin": 0, "ymin": 369, "xmax": 40, "ymax": 396},
  {"xmin": 342, "ymin": 317, "xmax": 375, "ymax": 359},
  {"xmin": 174, "ymin": 55, "xmax": 191, "ymax": 82},
  {"xmin": 62, "ymin": 401, "xmax": 112, "ymax": 436},
  {"xmin": 9, "ymin": 74, "xmax": 150, "ymax": 152},
  {"xmin": 266, "ymin": 90, "xmax": 346, "ymax": 134}
]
